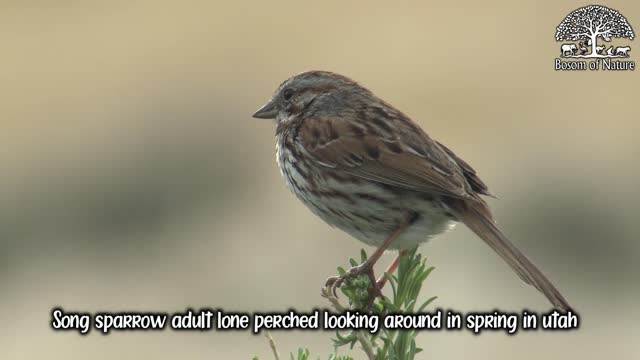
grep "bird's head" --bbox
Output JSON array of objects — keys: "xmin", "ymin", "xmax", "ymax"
[{"xmin": 252, "ymin": 71, "xmax": 367, "ymax": 123}]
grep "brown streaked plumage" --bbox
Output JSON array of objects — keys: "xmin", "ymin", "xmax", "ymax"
[{"xmin": 253, "ymin": 70, "xmax": 571, "ymax": 310}]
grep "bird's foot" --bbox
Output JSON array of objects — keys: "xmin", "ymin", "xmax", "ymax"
[{"xmin": 325, "ymin": 262, "xmax": 384, "ymax": 306}]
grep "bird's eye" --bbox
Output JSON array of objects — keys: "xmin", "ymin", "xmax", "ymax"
[{"xmin": 283, "ymin": 88, "xmax": 294, "ymax": 100}]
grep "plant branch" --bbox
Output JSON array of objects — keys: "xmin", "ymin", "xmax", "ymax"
[
  {"xmin": 321, "ymin": 287, "xmax": 376, "ymax": 360},
  {"xmin": 264, "ymin": 331, "xmax": 281, "ymax": 360}
]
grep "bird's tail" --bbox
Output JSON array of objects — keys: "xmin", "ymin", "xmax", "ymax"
[{"xmin": 449, "ymin": 199, "xmax": 571, "ymax": 311}]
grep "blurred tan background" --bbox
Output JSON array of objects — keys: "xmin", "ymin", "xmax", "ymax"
[{"xmin": 1, "ymin": 1, "xmax": 639, "ymax": 359}]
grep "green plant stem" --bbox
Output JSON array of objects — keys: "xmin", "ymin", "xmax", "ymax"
[{"xmin": 321, "ymin": 287, "xmax": 376, "ymax": 360}]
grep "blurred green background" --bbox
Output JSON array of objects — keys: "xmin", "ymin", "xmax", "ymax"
[{"xmin": 1, "ymin": 1, "xmax": 638, "ymax": 359}]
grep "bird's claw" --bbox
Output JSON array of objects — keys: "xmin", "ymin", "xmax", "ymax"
[
  {"xmin": 324, "ymin": 276, "xmax": 343, "ymax": 298},
  {"xmin": 324, "ymin": 263, "xmax": 379, "ymax": 299}
]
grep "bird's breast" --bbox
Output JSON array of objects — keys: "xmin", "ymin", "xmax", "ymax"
[{"xmin": 276, "ymin": 137, "xmax": 456, "ymax": 249}]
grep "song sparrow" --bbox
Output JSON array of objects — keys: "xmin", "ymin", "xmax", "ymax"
[{"xmin": 253, "ymin": 71, "xmax": 570, "ymax": 310}]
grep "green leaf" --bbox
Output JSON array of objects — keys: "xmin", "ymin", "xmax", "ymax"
[
  {"xmin": 405, "ymin": 299, "xmax": 416, "ymax": 312},
  {"xmin": 360, "ymin": 249, "xmax": 368, "ymax": 262},
  {"xmin": 385, "ymin": 273, "xmax": 398, "ymax": 300},
  {"xmin": 332, "ymin": 331, "xmax": 357, "ymax": 347},
  {"xmin": 417, "ymin": 296, "xmax": 438, "ymax": 313}
]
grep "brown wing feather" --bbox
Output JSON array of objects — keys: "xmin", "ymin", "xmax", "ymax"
[
  {"xmin": 295, "ymin": 114, "xmax": 477, "ymax": 201},
  {"xmin": 436, "ymin": 141, "xmax": 494, "ymax": 197}
]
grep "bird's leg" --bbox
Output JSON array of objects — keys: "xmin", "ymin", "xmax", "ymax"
[
  {"xmin": 376, "ymin": 249, "xmax": 409, "ymax": 290},
  {"xmin": 325, "ymin": 216, "xmax": 412, "ymax": 301}
]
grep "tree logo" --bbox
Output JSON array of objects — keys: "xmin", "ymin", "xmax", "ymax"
[{"xmin": 554, "ymin": 5, "xmax": 635, "ymax": 71}]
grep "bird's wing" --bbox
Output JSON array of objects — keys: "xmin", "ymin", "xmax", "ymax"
[
  {"xmin": 436, "ymin": 141, "xmax": 493, "ymax": 197},
  {"xmin": 295, "ymin": 111, "xmax": 477, "ymax": 201}
]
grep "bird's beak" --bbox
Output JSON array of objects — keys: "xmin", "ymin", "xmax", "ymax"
[{"xmin": 252, "ymin": 99, "xmax": 277, "ymax": 119}]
